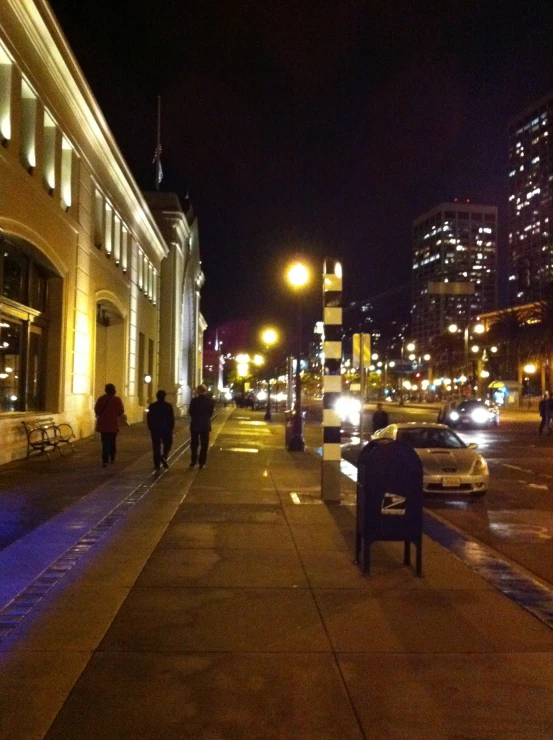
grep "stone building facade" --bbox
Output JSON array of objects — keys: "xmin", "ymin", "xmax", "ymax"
[{"xmin": 0, "ymin": 0, "xmax": 204, "ymax": 461}]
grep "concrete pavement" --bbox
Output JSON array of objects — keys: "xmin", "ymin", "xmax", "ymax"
[{"xmin": 1, "ymin": 409, "xmax": 553, "ymax": 738}]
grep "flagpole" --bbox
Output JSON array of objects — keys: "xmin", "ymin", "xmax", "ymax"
[{"xmin": 155, "ymin": 96, "xmax": 161, "ymax": 191}]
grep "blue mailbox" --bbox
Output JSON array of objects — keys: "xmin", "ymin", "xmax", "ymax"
[{"xmin": 355, "ymin": 439, "xmax": 423, "ymax": 576}]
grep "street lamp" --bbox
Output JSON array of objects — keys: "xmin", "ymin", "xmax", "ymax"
[
  {"xmin": 449, "ymin": 322, "xmax": 486, "ymax": 381},
  {"xmin": 286, "ymin": 261, "xmax": 310, "ymax": 451},
  {"xmin": 261, "ymin": 328, "xmax": 278, "ymax": 421},
  {"xmin": 400, "ymin": 341, "xmax": 416, "ymax": 405}
]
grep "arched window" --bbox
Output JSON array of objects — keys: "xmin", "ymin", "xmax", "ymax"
[{"xmin": 0, "ymin": 236, "xmax": 51, "ymax": 412}]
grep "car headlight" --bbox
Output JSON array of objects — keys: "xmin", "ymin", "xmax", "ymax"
[
  {"xmin": 471, "ymin": 408, "xmax": 489, "ymax": 424},
  {"xmin": 472, "ymin": 456, "xmax": 488, "ymax": 475},
  {"xmin": 449, "ymin": 411, "xmax": 460, "ymax": 421},
  {"xmin": 335, "ymin": 396, "xmax": 361, "ymax": 420}
]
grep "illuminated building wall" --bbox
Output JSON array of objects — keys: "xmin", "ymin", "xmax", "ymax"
[
  {"xmin": 508, "ymin": 91, "xmax": 553, "ymax": 304},
  {"xmin": 412, "ymin": 203, "xmax": 498, "ymax": 343},
  {"xmin": 0, "ymin": 1, "xmax": 203, "ymax": 462},
  {"xmin": 144, "ymin": 192, "xmax": 205, "ymax": 415}
]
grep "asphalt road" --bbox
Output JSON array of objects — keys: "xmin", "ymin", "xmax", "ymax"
[{"xmin": 340, "ymin": 404, "xmax": 553, "ymax": 589}]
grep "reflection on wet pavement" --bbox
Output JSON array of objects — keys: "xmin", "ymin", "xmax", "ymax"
[
  {"xmin": 336, "ymin": 444, "xmax": 553, "ymax": 630},
  {"xmin": 424, "ymin": 516, "xmax": 553, "ymax": 629}
]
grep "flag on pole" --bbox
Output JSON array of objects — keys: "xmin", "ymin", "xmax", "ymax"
[{"xmin": 152, "ymin": 143, "xmax": 163, "ymax": 187}]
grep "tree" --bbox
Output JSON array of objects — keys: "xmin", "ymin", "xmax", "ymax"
[{"xmin": 486, "ymin": 308, "xmax": 528, "ymax": 383}]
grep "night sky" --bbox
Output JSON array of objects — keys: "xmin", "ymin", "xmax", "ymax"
[{"xmin": 49, "ymin": 0, "xmax": 553, "ymax": 350}]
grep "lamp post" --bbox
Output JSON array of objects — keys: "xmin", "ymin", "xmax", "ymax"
[
  {"xmin": 399, "ymin": 341, "xmax": 415, "ymax": 405},
  {"xmin": 287, "ymin": 262, "xmax": 309, "ymax": 451},
  {"xmin": 236, "ymin": 354, "xmax": 250, "ymax": 407},
  {"xmin": 261, "ymin": 328, "xmax": 278, "ymax": 421},
  {"xmin": 449, "ymin": 322, "xmax": 485, "ymax": 392}
]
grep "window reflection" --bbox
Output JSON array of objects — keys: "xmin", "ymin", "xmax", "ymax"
[
  {"xmin": 0, "ymin": 237, "xmax": 51, "ymax": 413},
  {"xmin": 0, "ymin": 317, "xmax": 22, "ymax": 412}
]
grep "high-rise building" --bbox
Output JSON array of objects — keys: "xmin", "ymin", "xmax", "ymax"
[
  {"xmin": 508, "ymin": 91, "xmax": 553, "ymax": 304},
  {"xmin": 412, "ymin": 203, "xmax": 498, "ymax": 343}
]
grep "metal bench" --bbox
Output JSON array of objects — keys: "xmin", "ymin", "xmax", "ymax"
[{"xmin": 21, "ymin": 417, "xmax": 75, "ymax": 459}]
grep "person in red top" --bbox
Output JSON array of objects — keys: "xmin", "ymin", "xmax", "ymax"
[{"xmin": 94, "ymin": 383, "xmax": 125, "ymax": 467}]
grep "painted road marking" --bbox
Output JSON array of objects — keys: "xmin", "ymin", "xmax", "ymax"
[
  {"xmin": 503, "ymin": 464, "xmax": 534, "ymax": 474},
  {"xmin": 528, "ymin": 483, "xmax": 549, "ymax": 491}
]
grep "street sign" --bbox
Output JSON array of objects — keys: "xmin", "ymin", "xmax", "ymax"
[{"xmin": 352, "ymin": 333, "xmax": 371, "ymax": 367}]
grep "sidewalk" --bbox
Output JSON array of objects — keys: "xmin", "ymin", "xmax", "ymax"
[{"xmin": 1, "ymin": 410, "xmax": 553, "ymax": 738}]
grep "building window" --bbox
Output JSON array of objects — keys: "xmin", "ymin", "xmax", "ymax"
[
  {"xmin": 148, "ymin": 262, "xmax": 153, "ymax": 300},
  {"xmin": 113, "ymin": 214, "xmax": 121, "ymax": 264},
  {"xmin": 138, "ymin": 249, "xmax": 144, "ymax": 291},
  {"xmin": 0, "ymin": 238, "xmax": 50, "ymax": 413},
  {"xmin": 0, "ymin": 42, "xmax": 12, "ymax": 144},
  {"xmin": 43, "ymin": 110, "xmax": 56, "ymax": 192},
  {"xmin": 20, "ymin": 77, "xmax": 37, "ymax": 170},
  {"xmin": 104, "ymin": 203, "xmax": 113, "ymax": 256},
  {"xmin": 60, "ymin": 137, "xmax": 72, "ymax": 209},
  {"xmin": 121, "ymin": 227, "xmax": 128, "ymax": 272},
  {"xmin": 94, "ymin": 190, "xmax": 104, "ymax": 248}
]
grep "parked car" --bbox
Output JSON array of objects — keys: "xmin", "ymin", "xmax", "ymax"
[
  {"xmin": 447, "ymin": 400, "xmax": 499, "ymax": 429},
  {"xmin": 369, "ymin": 423, "xmax": 489, "ymax": 495}
]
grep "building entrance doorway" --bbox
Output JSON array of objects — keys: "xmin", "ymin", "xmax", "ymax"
[{"xmin": 94, "ymin": 300, "xmax": 125, "ymax": 401}]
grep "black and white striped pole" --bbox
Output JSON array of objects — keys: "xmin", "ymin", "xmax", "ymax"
[{"xmin": 322, "ymin": 258, "xmax": 343, "ymax": 501}]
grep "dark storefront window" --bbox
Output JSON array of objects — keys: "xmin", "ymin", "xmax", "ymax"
[{"xmin": 0, "ymin": 237, "xmax": 50, "ymax": 413}]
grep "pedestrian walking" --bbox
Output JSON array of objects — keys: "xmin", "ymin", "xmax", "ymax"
[
  {"xmin": 539, "ymin": 391, "xmax": 549, "ymax": 434},
  {"xmin": 546, "ymin": 392, "xmax": 553, "ymax": 435},
  {"xmin": 94, "ymin": 383, "xmax": 125, "ymax": 468},
  {"xmin": 188, "ymin": 384, "xmax": 215, "ymax": 469},
  {"xmin": 147, "ymin": 389, "xmax": 175, "ymax": 470},
  {"xmin": 372, "ymin": 402, "xmax": 389, "ymax": 432}
]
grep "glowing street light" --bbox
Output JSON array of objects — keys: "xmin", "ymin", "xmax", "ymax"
[
  {"xmin": 448, "ymin": 324, "xmax": 458, "ymax": 334},
  {"xmin": 471, "ymin": 345, "xmax": 479, "ymax": 353},
  {"xmin": 261, "ymin": 328, "xmax": 278, "ymax": 347},
  {"xmin": 473, "ymin": 323, "xmax": 485, "ymax": 334},
  {"xmin": 237, "ymin": 362, "xmax": 249, "ymax": 377},
  {"xmin": 287, "ymin": 262, "xmax": 309, "ymax": 288},
  {"xmin": 253, "ymin": 354, "xmax": 264, "ymax": 367},
  {"xmin": 406, "ymin": 342, "xmax": 416, "ymax": 352},
  {"xmin": 524, "ymin": 363, "xmax": 537, "ymax": 374}
]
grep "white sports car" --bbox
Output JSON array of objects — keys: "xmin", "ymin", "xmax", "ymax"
[{"xmin": 369, "ymin": 423, "xmax": 489, "ymax": 496}]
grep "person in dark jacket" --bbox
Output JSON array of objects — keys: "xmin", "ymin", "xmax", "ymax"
[
  {"xmin": 545, "ymin": 392, "xmax": 553, "ymax": 435},
  {"xmin": 188, "ymin": 384, "xmax": 215, "ymax": 469},
  {"xmin": 94, "ymin": 383, "xmax": 125, "ymax": 467},
  {"xmin": 539, "ymin": 392, "xmax": 549, "ymax": 434},
  {"xmin": 147, "ymin": 389, "xmax": 175, "ymax": 470},
  {"xmin": 372, "ymin": 402, "xmax": 389, "ymax": 432}
]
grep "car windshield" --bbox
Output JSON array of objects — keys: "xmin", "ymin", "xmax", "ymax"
[
  {"xmin": 457, "ymin": 401, "xmax": 483, "ymax": 410},
  {"xmin": 397, "ymin": 428, "xmax": 465, "ymax": 449}
]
